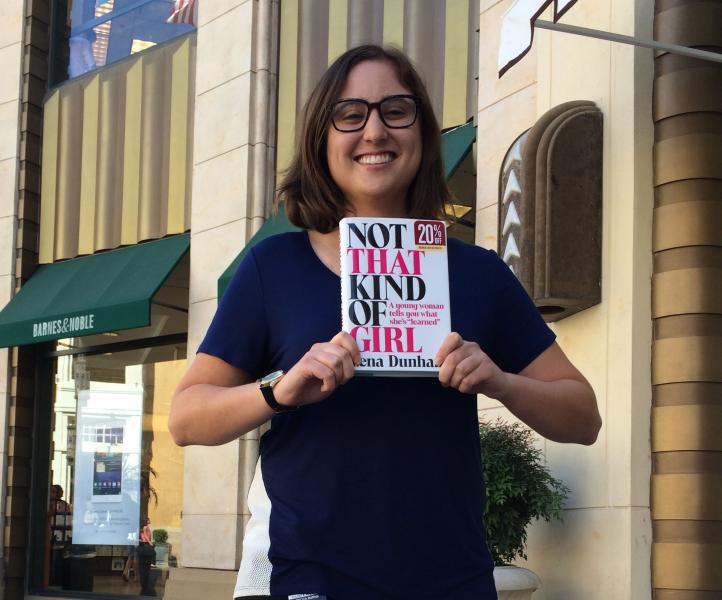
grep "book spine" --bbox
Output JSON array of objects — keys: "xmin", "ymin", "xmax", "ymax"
[{"xmin": 339, "ymin": 224, "xmax": 349, "ymax": 333}]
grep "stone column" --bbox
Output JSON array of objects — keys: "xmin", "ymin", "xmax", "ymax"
[
  {"xmin": 1, "ymin": 1, "xmax": 45, "ymax": 598},
  {"xmin": 166, "ymin": 1, "xmax": 279, "ymax": 599},
  {"xmin": 651, "ymin": 1, "xmax": 722, "ymax": 595},
  {"xmin": 0, "ymin": 0, "xmax": 24, "ymax": 436}
]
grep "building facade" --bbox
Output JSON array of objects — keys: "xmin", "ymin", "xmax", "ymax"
[{"xmin": 0, "ymin": 0, "xmax": 720, "ymax": 599}]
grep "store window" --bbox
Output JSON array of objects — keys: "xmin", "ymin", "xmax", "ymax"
[
  {"xmin": 34, "ymin": 339, "xmax": 186, "ymax": 598},
  {"xmin": 52, "ymin": 0, "xmax": 195, "ymax": 84}
]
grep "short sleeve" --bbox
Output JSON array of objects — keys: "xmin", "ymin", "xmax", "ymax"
[
  {"xmin": 487, "ymin": 253, "xmax": 556, "ymax": 374},
  {"xmin": 197, "ymin": 249, "xmax": 268, "ymax": 377}
]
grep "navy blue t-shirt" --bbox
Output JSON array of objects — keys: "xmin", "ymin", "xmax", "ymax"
[{"xmin": 199, "ymin": 231, "xmax": 555, "ymax": 600}]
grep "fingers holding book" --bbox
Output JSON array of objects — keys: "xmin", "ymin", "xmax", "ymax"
[
  {"xmin": 329, "ymin": 331, "xmax": 363, "ymax": 367},
  {"xmin": 273, "ymin": 332, "xmax": 361, "ymax": 407},
  {"xmin": 435, "ymin": 332, "xmax": 509, "ymax": 398}
]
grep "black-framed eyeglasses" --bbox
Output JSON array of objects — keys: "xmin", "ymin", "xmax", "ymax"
[{"xmin": 330, "ymin": 94, "xmax": 421, "ymax": 132}]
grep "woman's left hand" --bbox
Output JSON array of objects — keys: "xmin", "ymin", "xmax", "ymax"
[
  {"xmin": 435, "ymin": 332, "xmax": 509, "ymax": 398},
  {"xmin": 435, "ymin": 332, "xmax": 601, "ymax": 445}
]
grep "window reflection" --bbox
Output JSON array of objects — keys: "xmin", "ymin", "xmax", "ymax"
[
  {"xmin": 64, "ymin": 0, "xmax": 195, "ymax": 81},
  {"xmin": 46, "ymin": 343, "xmax": 186, "ymax": 597}
]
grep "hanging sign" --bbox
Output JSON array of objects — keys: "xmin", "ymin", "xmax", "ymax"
[{"xmin": 498, "ymin": 0, "xmax": 579, "ymax": 76}]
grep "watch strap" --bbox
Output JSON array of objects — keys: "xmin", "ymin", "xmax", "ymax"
[{"xmin": 260, "ymin": 377, "xmax": 296, "ymax": 413}]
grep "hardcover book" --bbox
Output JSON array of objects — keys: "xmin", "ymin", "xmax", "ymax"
[{"xmin": 340, "ymin": 217, "xmax": 451, "ymax": 376}]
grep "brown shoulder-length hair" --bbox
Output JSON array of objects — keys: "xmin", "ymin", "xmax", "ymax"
[{"xmin": 276, "ymin": 45, "xmax": 451, "ymax": 233}]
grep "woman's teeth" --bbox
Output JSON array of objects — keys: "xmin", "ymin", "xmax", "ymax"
[{"xmin": 357, "ymin": 153, "xmax": 394, "ymax": 165}]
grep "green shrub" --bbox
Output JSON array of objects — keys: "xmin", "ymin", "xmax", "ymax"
[
  {"xmin": 152, "ymin": 528, "xmax": 168, "ymax": 544},
  {"xmin": 479, "ymin": 419, "xmax": 569, "ymax": 565}
]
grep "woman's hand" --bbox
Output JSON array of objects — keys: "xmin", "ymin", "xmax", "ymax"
[
  {"xmin": 435, "ymin": 332, "xmax": 509, "ymax": 398},
  {"xmin": 273, "ymin": 331, "xmax": 361, "ymax": 408},
  {"xmin": 435, "ymin": 332, "xmax": 601, "ymax": 445},
  {"xmin": 169, "ymin": 332, "xmax": 360, "ymax": 446}
]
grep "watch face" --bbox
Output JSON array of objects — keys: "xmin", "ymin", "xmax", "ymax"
[{"xmin": 260, "ymin": 370, "xmax": 284, "ymax": 386}]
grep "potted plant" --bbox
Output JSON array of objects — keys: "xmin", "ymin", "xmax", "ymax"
[
  {"xmin": 151, "ymin": 528, "xmax": 171, "ymax": 569},
  {"xmin": 479, "ymin": 419, "xmax": 569, "ymax": 599}
]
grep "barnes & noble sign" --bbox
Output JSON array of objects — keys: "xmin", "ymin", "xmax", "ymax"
[{"xmin": 32, "ymin": 313, "xmax": 96, "ymax": 338}]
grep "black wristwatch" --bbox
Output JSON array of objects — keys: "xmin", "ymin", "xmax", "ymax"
[{"xmin": 259, "ymin": 370, "xmax": 296, "ymax": 413}]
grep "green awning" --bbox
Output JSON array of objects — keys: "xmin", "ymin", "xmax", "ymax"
[
  {"xmin": 442, "ymin": 121, "xmax": 476, "ymax": 179},
  {"xmin": 218, "ymin": 123, "xmax": 476, "ymax": 298},
  {"xmin": 0, "ymin": 234, "xmax": 190, "ymax": 348}
]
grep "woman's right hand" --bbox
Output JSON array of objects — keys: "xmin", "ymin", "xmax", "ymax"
[
  {"xmin": 273, "ymin": 331, "xmax": 361, "ymax": 408},
  {"xmin": 169, "ymin": 332, "xmax": 361, "ymax": 445}
]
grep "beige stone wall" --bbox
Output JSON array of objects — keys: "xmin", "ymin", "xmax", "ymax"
[
  {"xmin": 148, "ymin": 359, "xmax": 187, "ymax": 557},
  {"xmin": 476, "ymin": 1, "xmax": 654, "ymax": 598},
  {"xmin": 0, "ymin": 0, "xmax": 25, "ymax": 582},
  {"xmin": 183, "ymin": 0, "xmax": 278, "ymax": 572}
]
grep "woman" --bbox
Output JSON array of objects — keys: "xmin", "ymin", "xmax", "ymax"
[
  {"xmin": 169, "ymin": 45, "xmax": 601, "ymax": 600},
  {"xmin": 137, "ymin": 517, "xmax": 156, "ymax": 596}
]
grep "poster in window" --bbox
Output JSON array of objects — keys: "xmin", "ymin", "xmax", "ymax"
[{"xmin": 73, "ymin": 387, "xmax": 143, "ymax": 546}]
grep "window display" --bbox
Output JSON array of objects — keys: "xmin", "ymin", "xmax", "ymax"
[
  {"xmin": 43, "ymin": 342, "xmax": 186, "ymax": 597},
  {"xmin": 73, "ymin": 388, "xmax": 142, "ymax": 546}
]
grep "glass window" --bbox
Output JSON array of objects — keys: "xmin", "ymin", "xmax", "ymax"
[
  {"xmin": 40, "ymin": 340, "xmax": 186, "ymax": 597},
  {"xmin": 53, "ymin": 0, "xmax": 195, "ymax": 84}
]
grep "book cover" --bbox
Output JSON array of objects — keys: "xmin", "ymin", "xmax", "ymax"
[{"xmin": 340, "ymin": 217, "xmax": 451, "ymax": 376}]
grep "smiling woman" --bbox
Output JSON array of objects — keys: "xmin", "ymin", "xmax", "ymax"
[
  {"xmin": 325, "ymin": 61, "xmax": 422, "ymax": 218},
  {"xmin": 169, "ymin": 44, "xmax": 600, "ymax": 600},
  {"xmin": 277, "ymin": 45, "xmax": 450, "ymax": 235}
]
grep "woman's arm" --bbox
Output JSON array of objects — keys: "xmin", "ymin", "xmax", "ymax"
[
  {"xmin": 168, "ymin": 353, "xmax": 273, "ymax": 447},
  {"xmin": 436, "ymin": 333, "xmax": 601, "ymax": 445},
  {"xmin": 168, "ymin": 333, "xmax": 360, "ymax": 447}
]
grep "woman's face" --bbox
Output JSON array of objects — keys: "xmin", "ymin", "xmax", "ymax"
[{"xmin": 326, "ymin": 60, "xmax": 422, "ymax": 217}]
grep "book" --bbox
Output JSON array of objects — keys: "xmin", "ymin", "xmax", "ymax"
[{"xmin": 339, "ymin": 217, "xmax": 451, "ymax": 376}]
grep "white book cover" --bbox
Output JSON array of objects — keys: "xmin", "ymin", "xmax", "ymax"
[{"xmin": 340, "ymin": 217, "xmax": 451, "ymax": 376}]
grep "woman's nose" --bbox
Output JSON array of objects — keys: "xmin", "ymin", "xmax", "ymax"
[{"xmin": 362, "ymin": 107, "xmax": 389, "ymax": 142}]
